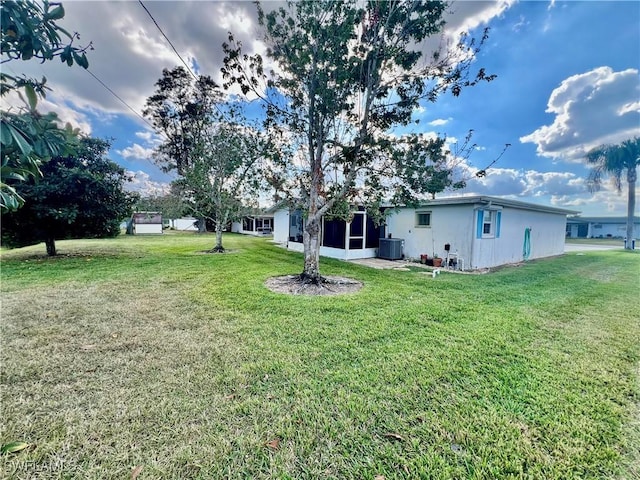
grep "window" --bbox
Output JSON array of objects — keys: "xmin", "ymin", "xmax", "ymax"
[
  {"xmin": 476, "ymin": 209, "xmax": 501, "ymax": 239},
  {"xmin": 416, "ymin": 211, "xmax": 431, "ymax": 227},
  {"xmin": 289, "ymin": 210, "xmax": 303, "ymax": 243},
  {"xmin": 483, "ymin": 210, "xmax": 493, "ymax": 236}
]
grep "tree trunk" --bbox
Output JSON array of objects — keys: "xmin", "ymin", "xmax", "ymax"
[
  {"xmin": 301, "ymin": 219, "xmax": 322, "ymax": 283},
  {"xmin": 198, "ymin": 217, "xmax": 207, "ymax": 233},
  {"xmin": 45, "ymin": 237, "xmax": 57, "ymax": 256},
  {"xmin": 626, "ymin": 166, "xmax": 636, "ymax": 249},
  {"xmin": 213, "ymin": 222, "xmax": 225, "ymax": 252}
]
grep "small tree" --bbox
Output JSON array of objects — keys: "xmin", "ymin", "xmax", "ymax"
[
  {"xmin": 144, "ymin": 67, "xmax": 265, "ymax": 251},
  {"xmin": 1, "ymin": 0, "xmax": 92, "ymax": 211},
  {"xmin": 175, "ymin": 120, "xmax": 264, "ymax": 252},
  {"xmin": 586, "ymin": 137, "xmax": 640, "ymax": 248},
  {"xmin": 1, "ymin": 137, "xmax": 137, "ymax": 256},
  {"xmin": 223, "ymin": 0, "xmax": 496, "ymax": 283}
]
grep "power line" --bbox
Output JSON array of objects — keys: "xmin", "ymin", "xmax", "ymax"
[
  {"xmin": 138, "ymin": 0, "xmax": 198, "ymax": 82},
  {"xmin": 137, "ymin": 0, "xmax": 229, "ymax": 120},
  {"xmin": 85, "ymin": 68, "xmax": 156, "ymax": 131}
]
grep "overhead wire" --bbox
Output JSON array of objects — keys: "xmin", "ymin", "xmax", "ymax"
[
  {"xmin": 85, "ymin": 68, "xmax": 156, "ymax": 131},
  {"xmin": 137, "ymin": 0, "xmax": 198, "ymax": 82},
  {"xmin": 137, "ymin": 0, "xmax": 229, "ymax": 120}
]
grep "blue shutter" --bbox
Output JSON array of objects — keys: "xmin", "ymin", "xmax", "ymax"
[
  {"xmin": 476, "ymin": 210, "xmax": 484, "ymax": 239},
  {"xmin": 496, "ymin": 211, "xmax": 502, "ymax": 238}
]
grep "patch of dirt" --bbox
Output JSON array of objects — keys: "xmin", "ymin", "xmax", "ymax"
[
  {"xmin": 265, "ymin": 275, "xmax": 363, "ymax": 296},
  {"xmin": 197, "ymin": 249, "xmax": 240, "ymax": 254}
]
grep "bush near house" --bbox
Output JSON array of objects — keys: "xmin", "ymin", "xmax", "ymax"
[{"xmin": 1, "ymin": 234, "xmax": 638, "ymax": 479}]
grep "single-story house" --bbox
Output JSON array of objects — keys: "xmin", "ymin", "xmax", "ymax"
[
  {"xmin": 167, "ymin": 217, "xmax": 199, "ymax": 231},
  {"xmin": 566, "ymin": 216, "xmax": 639, "ymax": 239},
  {"xmin": 272, "ymin": 196, "xmax": 579, "ymax": 270},
  {"xmin": 231, "ymin": 214, "xmax": 274, "ymax": 235},
  {"xmin": 128, "ymin": 212, "xmax": 163, "ymax": 235}
]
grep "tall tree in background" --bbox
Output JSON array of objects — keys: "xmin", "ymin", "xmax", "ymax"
[
  {"xmin": 144, "ymin": 67, "xmax": 265, "ymax": 251},
  {"xmin": 1, "ymin": 138, "xmax": 137, "ymax": 256},
  {"xmin": 144, "ymin": 66, "xmax": 221, "ymax": 233},
  {"xmin": 586, "ymin": 137, "xmax": 640, "ymax": 248},
  {"xmin": 223, "ymin": 0, "xmax": 496, "ymax": 283},
  {"xmin": 1, "ymin": 0, "xmax": 92, "ymax": 211}
]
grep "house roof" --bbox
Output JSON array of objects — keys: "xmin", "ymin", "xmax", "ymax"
[
  {"xmin": 567, "ymin": 216, "xmax": 640, "ymax": 224},
  {"xmin": 269, "ymin": 196, "xmax": 579, "ymax": 216},
  {"xmin": 416, "ymin": 195, "xmax": 580, "ymax": 215},
  {"xmin": 132, "ymin": 211, "xmax": 162, "ymax": 223}
]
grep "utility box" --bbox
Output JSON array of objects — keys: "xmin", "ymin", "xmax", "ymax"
[{"xmin": 378, "ymin": 238, "xmax": 404, "ymax": 260}]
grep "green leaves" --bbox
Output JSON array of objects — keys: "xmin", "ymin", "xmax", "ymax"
[
  {"xmin": 1, "ymin": 0, "xmax": 91, "ymax": 212},
  {"xmin": 1, "ymin": 441, "xmax": 29, "ymax": 454},
  {"xmin": 24, "ymin": 84, "xmax": 38, "ymax": 110},
  {"xmin": 46, "ymin": 4, "xmax": 65, "ymax": 21}
]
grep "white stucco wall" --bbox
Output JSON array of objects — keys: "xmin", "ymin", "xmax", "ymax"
[
  {"xmin": 471, "ymin": 207, "xmax": 566, "ymax": 269},
  {"xmin": 134, "ymin": 224, "xmax": 163, "ymax": 234},
  {"xmin": 386, "ymin": 204, "xmax": 568, "ymax": 270},
  {"xmin": 385, "ymin": 204, "xmax": 474, "ymax": 267}
]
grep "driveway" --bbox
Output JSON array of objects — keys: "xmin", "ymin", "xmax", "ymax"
[{"xmin": 564, "ymin": 243, "xmax": 624, "ymax": 252}]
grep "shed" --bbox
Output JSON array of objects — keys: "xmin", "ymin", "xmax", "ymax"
[
  {"xmin": 271, "ymin": 196, "xmax": 579, "ymax": 270},
  {"xmin": 129, "ymin": 212, "xmax": 163, "ymax": 235}
]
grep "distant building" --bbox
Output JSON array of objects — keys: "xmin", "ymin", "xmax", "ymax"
[
  {"xmin": 128, "ymin": 212, "xmax": 163, "ymax": 235},
  {"xmin": 231, "ymin": 212, "xmax": 274, "ymax": 236},
  {"xmin": 566, "ymin": 216, "xmax": 640, "ymax": 239}
]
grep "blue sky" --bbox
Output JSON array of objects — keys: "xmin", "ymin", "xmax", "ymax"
[{"xmin": 5, "ymin": 1, "xmax": 639, "ymax": 216}]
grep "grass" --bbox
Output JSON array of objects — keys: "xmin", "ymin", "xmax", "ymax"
[{"xmin": 1, "ymin": 233, "xmax": 639, "ymax": 479}]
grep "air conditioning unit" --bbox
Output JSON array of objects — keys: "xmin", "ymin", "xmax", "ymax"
[{"xmin": 378, "ymin": 238, "xmax": 404, "ymax": 260}]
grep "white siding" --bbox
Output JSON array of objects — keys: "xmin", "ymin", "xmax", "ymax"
[
  {"xmin": 134, "ymin": 224, "xmax": 163, "ymax": 234},
  {"xmin": 171, "ymin": 218, "xmax": 198, "ymax": 231}
]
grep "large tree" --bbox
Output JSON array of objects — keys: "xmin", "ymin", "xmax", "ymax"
[
  {"xmin": 586, "ymin": 137, "xmax": 640, "ymax": 248},
  {"xmin": 144, "ymin": 67, "xmax": 265, "ymax": 251},
  {"xmin": 1, "ymin": 137, "xmax": 137, "ymax": 256},
  {"xmin": 1, "ymin": 0, "xmax": 92, "ymax": 212},
  {"xmin": 222, "ymin": 0, "xmax": 496, "ymax": 283}
]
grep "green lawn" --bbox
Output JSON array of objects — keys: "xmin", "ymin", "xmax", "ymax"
[{"xmin": 1, "ymin": 233, "xmax": 639, "ymax": 479}]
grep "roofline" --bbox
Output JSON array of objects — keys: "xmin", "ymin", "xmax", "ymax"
[
  {"xmin": 269, "ymin": 195, "xmax": 580, "ymax": 216},
  {"xmin": 567, "ymin": 216, "xmax": 640, "ymax": 223},
  {"xmin": 415, "ymin": 195, "xmax": 580, "ymax": 215}
]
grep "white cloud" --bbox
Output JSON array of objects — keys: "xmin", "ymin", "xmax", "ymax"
[
  {"xmin": 126, "ymin": 170, "xmax": 170, "ymax": 196},
  {"xmin": 445, "ymin": 1, "xmax": 516, "ymax": 36},
  {"xmin": 520, "ymin": 67, "xmax": 640, "ymax": 161},
  {"xmin": 428, "ymin": 117, "xmax": 452, "ymax": 126},
  {"xmin": 118, "ymin": 144, "xmax": 155, "ymax": 160}
]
